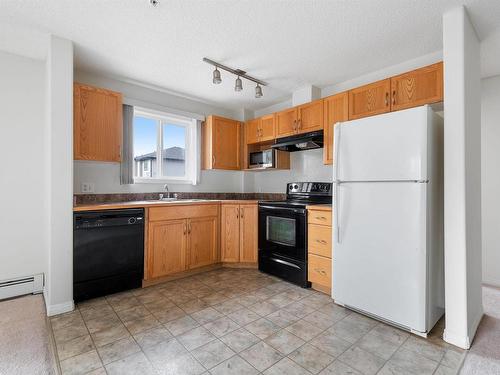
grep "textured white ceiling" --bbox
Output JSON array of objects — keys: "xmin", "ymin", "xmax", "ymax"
[{"xmin": 1, "ymin": 0, "xmax": 499, "ymax": 110}]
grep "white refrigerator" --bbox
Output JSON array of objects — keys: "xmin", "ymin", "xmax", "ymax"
[{"xmin": 332, "ymin": 105, "xmax": 444, "ymax": 336}]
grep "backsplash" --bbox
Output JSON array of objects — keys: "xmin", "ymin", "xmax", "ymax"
[{"xmin": 74, "ymin": 192, "xmax": 286, "ymax": 205}]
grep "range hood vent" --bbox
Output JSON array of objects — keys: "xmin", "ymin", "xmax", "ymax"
[{"xmin": 271, "ymin": 130, "xmax": 324, "ymax": 152}]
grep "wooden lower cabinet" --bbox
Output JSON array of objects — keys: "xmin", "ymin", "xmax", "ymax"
[
  {"xmin": 188, "ymin": 216, "xmax": 218, "ymax": 269},
  {"xmin": 221, "ymin": 203, "xmax": 258, "ymax": 264},
  {"xmin": 146, "ymin": 205, "xmax": 219, "ymax": 279},
  {"xmin": 221, "ymin": 204, "xmax": 240, "ymax": 262},
  {"xmin": 307, "ymin": 206, "xmax": 333, "ymax": 294},
  {"xmin": 148, "ymin": 220, "xmax": 187, "ymax": 279},
  {"xmin": 239, "ymin": 205, "xmax": 258, "ymax": 263}
]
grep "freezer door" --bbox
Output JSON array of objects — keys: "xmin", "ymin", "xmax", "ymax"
[
  {"xmin": 333, "ymin": 181, "xmax": 427, "ymax": 332},
  {"xmin": 334, "ymin": 106, "xmax": 430, "ymax": 182}
]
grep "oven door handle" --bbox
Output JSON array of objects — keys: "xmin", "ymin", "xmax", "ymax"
[
  {"xmin": 269, "ymin": 258, "xmax": 301, "ymax": 270},
  {"xmin": 259, "ymin": 205, "xmax": 306, "ymax": 215}
]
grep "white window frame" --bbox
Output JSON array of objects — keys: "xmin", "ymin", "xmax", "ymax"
[{"xmin": 133, "ymin": 107, "xmax": 198, "ymax": 185}]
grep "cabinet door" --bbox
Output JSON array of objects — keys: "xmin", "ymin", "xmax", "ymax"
[
  {"xmin": 259, "ymin": 114, "xmax": 276, "ymax": 142},
  {"xmin": 323, "ymin": 92, "xmax": 348, "ymax": 165},
  {"xmin": 212, "ymin": 116, "xmax": 242, "ymax": 170},
  {"xmin": 297, "ymin": 100, "xmax": 323, "ymax": 133},
  {"xmin": 221, "ymin": 204, "xmax": 240, "ymax": 262},
  {"xmin": 348, "ymin": 79, "xmax": 391, "ymax": 120},
  {"xmin": 391, "ymin": 62, "xmax": 443, "ymax": 111},
  {"xmin": 275, "ymin": 107, "xmax": 298, "ymax": 137},
  {"xmin": 74, "ymin": 83, "xmax": 122, "ymax": 162},
  {"xmin": 188, "ymin": 216, "xmax": 218, "ymax": 269},
  {"xmin": 239, "ymin": 205, "xmax": 258, "ymax": 263},
  {"xmin": 148, "ymin": 220, "xmax": 187, "ymax": 279},
  {"xmin": 246, "ymin": 118, "xmax": 261, "ymax": 145}
]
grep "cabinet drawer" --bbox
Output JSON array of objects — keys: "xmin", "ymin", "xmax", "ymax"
[
  {"xmin": 149, "ymin": 204, "xmax": 218, "ymax": 222},
  {"xmin": 308, "ymin": 224, "xmax": 332, "ymax": 258},
  {"xmin": 308, "ymin": 210, "xmax": 332, "ymax": 226},
  {"xmin": 308, "ymin": 254, "xmax": 331, "ymax": 288}
]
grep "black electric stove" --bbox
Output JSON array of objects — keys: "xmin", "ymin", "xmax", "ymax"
[{"xmin": 258, "ymin": 182, "xmax": 332, "ymax": 287}]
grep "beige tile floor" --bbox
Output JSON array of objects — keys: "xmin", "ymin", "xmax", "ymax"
[{"xmin": 50, "ymin": 268, "xmax": 464, "ymax": 375}]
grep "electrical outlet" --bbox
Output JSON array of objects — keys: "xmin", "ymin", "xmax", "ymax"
[{"xmin": 81, "ymin": 183, "xmax": 95, "ymax": 193}]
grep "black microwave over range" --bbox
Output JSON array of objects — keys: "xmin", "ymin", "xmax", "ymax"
[{"xmin": 258, "ymin": 182, "xmax": 333, "ymax": 287}]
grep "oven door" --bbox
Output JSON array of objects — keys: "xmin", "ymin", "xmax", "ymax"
[{"xmin": 258, "ymin": 204, "xmax": 306, "ymax": 261}]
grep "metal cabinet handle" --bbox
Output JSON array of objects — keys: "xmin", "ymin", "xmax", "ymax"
[
  {"xmin": 241, "ymin": 207, "xmax": 244, "ymax": 218},
  {"xmin": 392, "ymin": 90, "xmax": 396, "ymax": 105},
  {"xmin": 385, "ymin": 92, "xmax": 389, "ymax": 106},
  {"xmin": 315, "ymin": 216, "xmax": 326, "ymax": 221},
  {"xmin": 297, "ymin": 119, "xmax": 302, "ymax": 130},
  {"xmin": 316, "ymin": 239, "xmax": 327, "ymax": 244},
  {"xmin": 188, "ymin": 223, "xmax": 192, "ymax": 234},
  {"xmin": 184, "ymin": 223, "xmax": 187, "ymax": 235},
  {"xmin": 236, "ymin": 208, "xmax": 239, "ymax": 219},
  {"xmin": 293, "ymin": 119, "xmax": 297, "ymax": 131},
  {"xmin": 212, "ymin": 155, "xmax": 216, "ymax": 166},
  {"xmin": 315, "ymin": 268, "xmax": 327, "ymax": 276}
]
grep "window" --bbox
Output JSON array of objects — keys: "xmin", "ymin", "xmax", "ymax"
[{"xmin": 133, "ymin": 108, "xmax": 198, "ymax": 184}]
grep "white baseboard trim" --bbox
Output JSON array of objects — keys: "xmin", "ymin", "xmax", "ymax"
[
  {"xmin": 43, "ymin": 288, "xmax": 74, "ymax": 317},
  {"xmin": 443, "ymin": 308, "xmax": 484, "ymax": 350},
  {"xmin": 443, "ymin": 329, "xmax": 470, "ymax": 349}
]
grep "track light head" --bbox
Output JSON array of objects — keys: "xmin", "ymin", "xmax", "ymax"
[
  {"xmin": 255, "ymin": 84, "xmax": 263, "ymax": 98},
  {"xmin": 212, "ymin": 67, "xmax": 222, "ymax": 84},
  {"xmin": 235, "ymin": 76, "xmax": 243, "ymax": 92}
]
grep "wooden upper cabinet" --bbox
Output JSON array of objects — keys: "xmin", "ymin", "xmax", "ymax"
[
  {"xmin": 188, "ymin": 216, "xmax": 218, "ymax": 269},
  {"xmin": 73, "ymin": 83, "xmax": 123, "ymax": 162},
  {"xmin": 239, "ymin": 204, "xmax": 258, "ymax": 263},
  {"xmin": 148, "ymin": 219, "xmax": 187, "ymax": 279},
  {"xmin": 246, "ymin": 118, "xmax": 261, "ymax": 145},
  {"xmin": 323, "ymin": 92, "xmax": 349, "ymax": 165},
  {"xmin": 275, "ymin": 107, "xmax": 298, "ymax": 137},
  {"xmin": 221, "ymin": 204, "xmax": 240, "ymax": 262},
  {"xmin": 297, "ymin": 99, "xmax": 324, "ymax": 134},
  {"xmin": 203, "ymin": 115, "xmax": 242, "ymax": 170},
  {"xmin": 348, "ymin": 79, "xmax": 391, "ymax": 120},
  {"xmin": 259, "ymin": 114, "xmax": 276, "ymax": 142},
  {"xmin": 391, "ymin": 62, "xmax": 443, "ymax": 111}
]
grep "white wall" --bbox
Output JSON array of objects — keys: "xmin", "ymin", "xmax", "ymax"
[
  {"xmin": 73, "ymin": 71, "xmax": 244, "ymax": 194},
  {"xmin": 0, "ymin": 51, "xmax": 47, "ymax": 281},
  {"xmin": 45, "ymin": 36, "xmax": 74, "ymax": 316},
  {"xmin": 443, "ymin": 6, "xmax": 483, "ymax": 349},
  {"xmin": 244, "ymin": 149, "xmax": 332, "ymax": 193},
  {"xmin": 481, "ymin": 75, "xmax": 500, "ymax": 287}
]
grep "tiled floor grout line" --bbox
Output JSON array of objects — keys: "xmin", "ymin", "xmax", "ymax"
[{"xmin": 78, "ymin": 306, "xmax": 106, "ymax": 373}]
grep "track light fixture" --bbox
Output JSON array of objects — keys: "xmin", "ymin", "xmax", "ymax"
[{"xmin": 203, "ymin": 57, "xmax": 267, "ymax": 98}]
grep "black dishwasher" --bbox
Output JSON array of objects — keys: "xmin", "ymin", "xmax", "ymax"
[{"xmin": 73, "ymin": 209, "xmax": 144, "ymax": 302}]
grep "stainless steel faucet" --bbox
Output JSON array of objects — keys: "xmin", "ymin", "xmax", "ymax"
[{"xmin": 163, "ymin": 184, "xmax": 170, "ymax": 199}]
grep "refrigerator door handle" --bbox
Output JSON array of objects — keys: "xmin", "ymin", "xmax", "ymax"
[
  {"xmin": 333, "ymin": 122, "xmax": 342, "ymax": 244},
  {"xmin": 334, "ymin": 181, "xmax": 340, "ymax": 243},
  {"xmin": 333, "ymin": 123, "xmax": 341, "ymax": 182}
]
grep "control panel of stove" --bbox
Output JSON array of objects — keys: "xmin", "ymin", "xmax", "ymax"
[{"xmin": 287, "ymin": 182, "xmax": 332, "ymax": 194}]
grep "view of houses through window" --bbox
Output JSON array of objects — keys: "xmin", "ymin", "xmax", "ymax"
[{"xmin": 133, "ymin": 109, "xmax": 193, "ymax": 182}]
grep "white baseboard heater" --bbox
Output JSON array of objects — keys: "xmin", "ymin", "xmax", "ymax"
[{"xmin": 0, "ymin": 274, "xmax": 44, "ymax": 301}]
